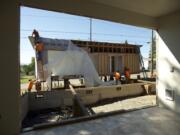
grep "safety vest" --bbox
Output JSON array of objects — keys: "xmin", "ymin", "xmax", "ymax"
[
  {"xmin": 115, "ymin": 72, "xmax": 120, "ymax": 80},
  {"xmin": 36, "ymin": 43, "xmax": 44, "ymax": 52},
  {"xmin": 28, "ymin": 81, "xmax": 34, "ymax": 91}
]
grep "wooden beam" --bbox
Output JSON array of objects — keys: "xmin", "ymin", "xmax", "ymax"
[{"xmin": 69, "ymin": 84, "xmax": 90, "ymax": 117}]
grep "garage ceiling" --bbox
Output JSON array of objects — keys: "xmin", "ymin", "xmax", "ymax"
[
  {"xmin": 21, "ymin": 0, "xmax": 180, "ymax": 28},
  {"xmin": 92, "ymin": 0, "xmax": 180, "ymax": 17}
]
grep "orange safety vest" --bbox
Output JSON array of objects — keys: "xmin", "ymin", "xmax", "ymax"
[
  {"xmin": 28, "ymin": 81, "xmax": 34, "ymax": 91},
  {"xmin": 36, "ymin": 43, "xmax": 44, "ymax": 52},
  {"xmin": 125, "ymin": 70, "xmax": 130, "ymax": 79},
  {"xmin": 115, "ymin": 72, "xmax": 121, "ymax": 80}
]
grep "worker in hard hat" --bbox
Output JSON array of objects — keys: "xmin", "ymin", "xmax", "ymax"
[
  {"xmin": 124, "ymin": 67, "xmax": 130, "ymax": 83},
  {"xmin": 35, "ymin": 81, "xmax": 42, "ymax": 92},
  {"xmin": 32, "ymin": 29, "xmax": 40, "ymax": 43},
  {"xmin": 35, "ymin": 42, "xmax": 44, "ymax": 61},
  {"xmin": 28, "ymin": 79, "xmax": 36, "ymax": 92},
  {"xmin": 114, "ymin": 71, "xmax": 121, "ymax": 85},
  {"xmin": 104, "ymin": 75, "xmax": 107, "ymax": 82}
]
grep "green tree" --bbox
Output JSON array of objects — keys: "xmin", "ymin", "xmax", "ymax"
[
  {"xmin": 22, "ymin": 65, "xmax": 31, "ymax": 75},
  {"xmin": 29, "ymin": 57, "xmax": 35, "ymax": 74},
  {"xmin": 21, "ymin": 57, "xmax": 35, "ymax": 75}
]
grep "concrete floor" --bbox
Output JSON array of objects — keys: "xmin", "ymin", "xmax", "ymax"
[
  {"xmin": 21, "ymin": 107, "xmax": 180, "ymax": 135},
  {"xmin": 93, "ymin": 95, "xmax": 156, "ymax": 113}
]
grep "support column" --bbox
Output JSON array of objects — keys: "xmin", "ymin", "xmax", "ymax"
[{"xmin": 0, "ymin": 1, "xmax": 21, "ymax": 135}]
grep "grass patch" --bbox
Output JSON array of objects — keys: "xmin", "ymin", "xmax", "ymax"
[{"xmin": 21, "ymin": 75, "xmax": 35, "ymax": 84}]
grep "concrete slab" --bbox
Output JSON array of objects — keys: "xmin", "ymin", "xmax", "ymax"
[
  {"xmin": 92, "ymin": 95, "xmax": 156, "ymax": 113},
  {"xmin": 21, "ymin": 107, "xmax": 180, "ymax": 135}
]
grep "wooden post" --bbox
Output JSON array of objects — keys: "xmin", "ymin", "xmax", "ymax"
[{"xmin": 69, "ymin": 84, "xmax": 90, "ymax": 117}]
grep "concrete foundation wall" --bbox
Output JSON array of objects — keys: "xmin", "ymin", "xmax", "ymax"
[
  {"xmin": 28, "ymin": 90, "xmax": 72, "ymax": 111},
  {"xmin": 77, "ymin": 83, "xmax": 145, "ymax": 105},
  {"xmin": 26, "ymin": 83, "xmax": 146, "ymax": 111},
  {"xmin": 20, "ymin": 94, "xmax": 29, "ymax": 121},
  {"xmin": 157, "ymin": 11, "xmax": 180, "ymax": 113}
]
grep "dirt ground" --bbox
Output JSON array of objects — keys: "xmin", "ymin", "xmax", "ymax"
[{"xmin": 92, "ymin": 95, "xmax": 156, "ymax": 113}]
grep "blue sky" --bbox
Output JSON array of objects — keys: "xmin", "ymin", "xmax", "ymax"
[{"xmin": 20, "ymin": 6, "xmax": 152, "ymax": 64}]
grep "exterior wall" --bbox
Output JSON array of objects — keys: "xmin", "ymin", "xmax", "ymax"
[
  {"xmin": 123, "ymin": 53, "xmax": 140, "ymax": 73},
  {"xmin": 29, "ymin": 36, "xmax": 141, "ymax": 80},
  {"xmin": 37, "ymin": 43, "xmax": 140, "ymax": 80},
  {"xmin": 0, "ymin": 1, "xmax": 21, "ymax": 135},
  {"xmin": 90, "ymin": 53, "xmax": 140, "ymax": 75},
  {"xmin": 157, "ymin": 11, "xmax": 180, "ymax": 113}
]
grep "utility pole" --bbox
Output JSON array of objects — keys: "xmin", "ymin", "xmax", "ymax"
[
  {"xmin": 151, "ymin": 29, "xmax": 154, "ymax": 77},
  {"xmin": 90, "ymin": 18, "xmax": 92, "ymax": 41}
]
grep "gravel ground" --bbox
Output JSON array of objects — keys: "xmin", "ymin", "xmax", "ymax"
[{"xmin": 92, "ymin": 95, "xmax": 156, "ymax": 113}]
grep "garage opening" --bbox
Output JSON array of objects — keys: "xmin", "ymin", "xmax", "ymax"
[{"xmin": 20, "ymin": 6, "xmax": 156, "ymax": 132}]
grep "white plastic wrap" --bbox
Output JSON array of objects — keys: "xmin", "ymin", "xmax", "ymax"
[{"xmin": 45, "ymin": 40, "xmax": 104, "ymax": 87}]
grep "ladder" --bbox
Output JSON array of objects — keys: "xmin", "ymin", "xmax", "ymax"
[{"xmin": 136, "ymin": 47, "xmax": 148, "ymax": 79}]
